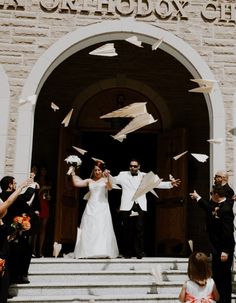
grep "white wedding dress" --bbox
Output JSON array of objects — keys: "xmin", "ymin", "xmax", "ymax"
[{"xmin": 73, "ymin": 178, "xmax": 119, "ymax": 259}]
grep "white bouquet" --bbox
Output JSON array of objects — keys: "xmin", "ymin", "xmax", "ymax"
[{"xmin": 64, "ymin": 155, "xmax": 82, "ymax": 175}]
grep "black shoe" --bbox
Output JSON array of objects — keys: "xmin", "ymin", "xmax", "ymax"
[
  {"xmin": 136, "ymin": 252, "xmax": 145, "ymax": 259},
  {"xmin": 7, "ymin": 293, "xmax": 14, "ymax": 298},
  {"xmin": 123, "ymin": 255, "xmax": 132, "ymax": 259},
  {"xmin": 17, "ymin": 276, "xmax": 30, "ymax": 284}
]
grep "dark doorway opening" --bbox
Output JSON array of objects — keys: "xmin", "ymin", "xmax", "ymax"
[{"xmin": 77, "ymin": 131, "xmax": 158, "ymax": 257}]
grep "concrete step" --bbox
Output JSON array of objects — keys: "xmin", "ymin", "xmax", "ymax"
[
  {"xmin": 8, "ymin": 257, "xmax": 236, "ymax": 303},
  {"xmin": 8, "ymin": 293, "xmax": 236, "ymax": 303},
  {"xmin": 9, "ymin": 281, "xmax": 182, "ymax": 296},
  {"xmin": 28, "ymin": 270, "xmax": 155, "ymax": 283},
  {"xmin": 8, "ymin": 293, "xmax": 179, "ymax": 303},
  {"xmin": 29, "ymin": 257, "xmax": 189, "ymax": 272},
  {"xmin": 162, "ymin": 270, "xmax": 187, "ymax": 282}
]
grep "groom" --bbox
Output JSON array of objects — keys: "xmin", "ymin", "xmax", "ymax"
[{"xmin": 110, "ymin": 158, "xmax": 180, "ymax": 259}]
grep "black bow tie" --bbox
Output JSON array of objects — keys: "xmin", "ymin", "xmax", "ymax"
[{"xmin": 131, "ymin": 173, "xmax": 138, "ymax": 176}]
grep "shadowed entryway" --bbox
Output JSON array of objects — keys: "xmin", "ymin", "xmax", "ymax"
[{"xmin": 31, "ymin": 38, "xmax": 210, "ymax": 257}]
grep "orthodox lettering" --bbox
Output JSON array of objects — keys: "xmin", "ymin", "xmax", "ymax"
[
  {"xmin": 0, "ymin": 0, "xmax": 25, "ymax": 9},
  {"xmin": 95, "ymin": 0, "xmax": 116, "ymax": 15},
  {"xmin": 136, "ymin": 0, "xmax": 153, "ymax": 17},
  {"xmin": 219, "ymin": 3, "xmax": 236, "ymax": 22},
  {"xmin": 0, "ymin": 0, "xmax": 235, "ymax": 24},
  {"xmin": 201, "ymin": 1, "xmax": 236, "ymax": 23},
  {"xmin": 116, "ymin": 0, "xmax": 135, "ymax": 15},
  {"xmin": 155, "ymin": 0, "xmax": 173, "ymax": 19},
  {"xmin": 60, "ymin": 0, "xmax": 77, "ymax": 12},
  {"xmin": 201, "ymin": 2, "xmax": 217, "ymax": 21},
  {"xmin": 40, "ymin": 0, "xmax": 60, "ymax": 11},
  {"xmin": 172, "ymin": 0, "xmax": 188, "ymax": 20}
]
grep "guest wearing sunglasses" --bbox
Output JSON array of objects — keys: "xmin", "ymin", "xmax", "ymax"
[{"xmin": 110, "ymin": 158, "xmax": 180, "ymax": 259}]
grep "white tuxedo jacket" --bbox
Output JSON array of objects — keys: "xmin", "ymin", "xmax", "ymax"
[{"xmin": 111, "ymin": 171, "xmax": 172, "ymax": 211}]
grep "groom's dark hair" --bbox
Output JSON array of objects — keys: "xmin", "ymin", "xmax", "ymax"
[{"xmin": 129, "ymin": 158, "xmax": 140, "ymax": 165}]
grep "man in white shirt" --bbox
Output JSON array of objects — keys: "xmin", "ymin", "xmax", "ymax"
[{"xmin": 111, "ymin": 158, "xmax": 180, "ymax": 259}]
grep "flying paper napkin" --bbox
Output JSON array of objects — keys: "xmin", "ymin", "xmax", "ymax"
[
  {"xmin": 125, "ymin": 35, "xmax": 143, "ymax": 48},
  {"xmin": 51, "ymin": 102, "xmax": 60, "ymax": 111},
  {"xmin": 112, "ymin": 184, "xmax": 121, "ymax": 190},
  {"xmin": 189, "ymin": 79, "xmax": 217, "ymax": 93},
  {"xmin": 151, "ymin": 265, "xmax": 163, "ymax": 283},
  {"xmin": 191, "ymin": 153, "xmax": 208, "ymax": 163},
  {"xmin": 150, "ymin": 189, "xmax": 159, "ymax": 198},
  {"xmin": 61, "ymin": 108, "xmax": 73, "ymax": 127},
  {"xmin": 112, "ymin": 134, "xmax": 127, "ymax": 142},
  {"xmin": 173, "ymin": 151, "xmax": 188, "ymax": 160},
  {"xmin": 91, "ymin": 157, "xmax": 105, "ymax": 164},
  {"xmin": 100, "ymin": 102, "xmax": 148, "ymax": 119},
  {"xmin": 89, "ymin": 43, "xmax": 117, "ymax": 57},
  {"xmin": 188, "ymin": 240, "xmax": 193, "ymax": 252},
  {"xmin": 83, "ymin": 192, "xmax": 90, "ymax": 200},
  {"xmin": 152, "ymin": 38, "xmax": 163, "ymax": 51},
  {"xmin": 130, "ymin": 211, "xmax": 139, "ymax": 217},
  {"xmin": 112, "ymin": 113, "xmax": 157, "ymax": 141},
  {"xmin": 72, "ymin": 146, "xmax": 88, "ymax": 155},
  {"xmin": 207, "ymin": 138, "xmax": 223, "ymax": 144},
  {"xmin": 53, "ymin": 242, "xmax": 62, "ymax": 258},
  {"xmin": 132, "ymin": 171, "xmax": 162, "ymax": 201},
  {"xmin": 72, "ymin": 146, "xmax": 104, "ymax": 163},
  {"xmin": 19, "ymin": 94, "xmax": 37, "ymax": 105}
]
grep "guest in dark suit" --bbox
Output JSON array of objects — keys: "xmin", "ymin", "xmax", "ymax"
[
  {"xmin": 110, "ymin": 158, "xmax": 180, "ymax": 259},
  {"xmin": 190, "ymin": 185, "xmax": 235, "ymax": 303},
  {"xmin": 0, "ymin": 176, "xmax": 37, "ymax": 284},
  {"xmin": 214, "ymin": 170, "xmax": 234, "ymax": 201},
  {"xmin": 0, "ymin": 178, "xmax": 32, "ymax": 302}
]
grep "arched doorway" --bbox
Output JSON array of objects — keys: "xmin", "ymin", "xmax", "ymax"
[
  {"xmin": 14, "ymin": 20, "xmax": 226, "ymax": 256},
  {"xmin": 14, "ymin": 20, "xmax": 226, "ymax": 181}
]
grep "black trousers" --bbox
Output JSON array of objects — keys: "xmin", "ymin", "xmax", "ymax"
[
  {"xmin": 8, "ymin": 233, "xmax": 32, "ymax": 282},
  {"xmin": 0, "ymin": 268, "xmax": 9, "ymax": 303},
  {"xmin": 120, "ymin": 203, "xmax": 146, "ymax": 257},
  {"xmin": 212, "ymin": 252, "xmax": 233, "ymax": 303}
]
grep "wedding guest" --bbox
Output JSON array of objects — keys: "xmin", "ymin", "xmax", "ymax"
[
  {"xmin": 190, "ymin": 185, "xmax": 235, "ymax": 303},
  {"xmin": 179, "ymin": 251, "xmax": 219, "ymax": 302},
  {"xmin": 0, "ymin": 178, "xmax": 32, "ymax": 302},
  {"xmin": 28, "ymin": 167, "xmax": 41, "ymax": 258},
  {"xmin": 36, "ymin": 165, "xmax": 52, "ymax": 257},
  {"xmin": 0, "ymin": 176, "xmax": 37, "ymax": 284},
  {"xmin": 213, "ymin": 170, "xmax": 234, "ymax": 201}
]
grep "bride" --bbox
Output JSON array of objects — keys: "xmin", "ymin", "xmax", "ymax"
[{"xmin": 70, "ymin": 161, "xmax": 119, "ymax": 259}]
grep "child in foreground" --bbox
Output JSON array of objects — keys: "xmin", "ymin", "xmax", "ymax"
[{"xmin": 179, "ymin": 251, "xmax": 220, "ymax": 303}]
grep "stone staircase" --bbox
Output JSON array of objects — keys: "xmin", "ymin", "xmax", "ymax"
[{"xmin": 8, "ymin": 257, "xmax": 236, "ymax": 303}]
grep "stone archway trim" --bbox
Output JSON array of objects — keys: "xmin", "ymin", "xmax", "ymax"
[
  {"xmin": 72, "ymin": 76, "xmax": 171, "ymax": 129},
  {"xmin": 14, "ymin": 19, "xmax": 226, "ymax": 182},
  {"xmin": 0, "ymin": 65, "xmax": 10, "ymax": 177}
]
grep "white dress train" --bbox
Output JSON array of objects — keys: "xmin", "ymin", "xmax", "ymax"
[{"xmin": 73, "ymin": 178, "xmax": 119, "ymax": 258}]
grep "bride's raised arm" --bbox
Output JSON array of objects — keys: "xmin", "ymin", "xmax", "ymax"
[
  {"xmin": 70, "ymin": 166, "xmax": 90, "ymax": 188},
  {"xmin": 105, "ymin": 172, "xmax": 112, "ymax": 191}
]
